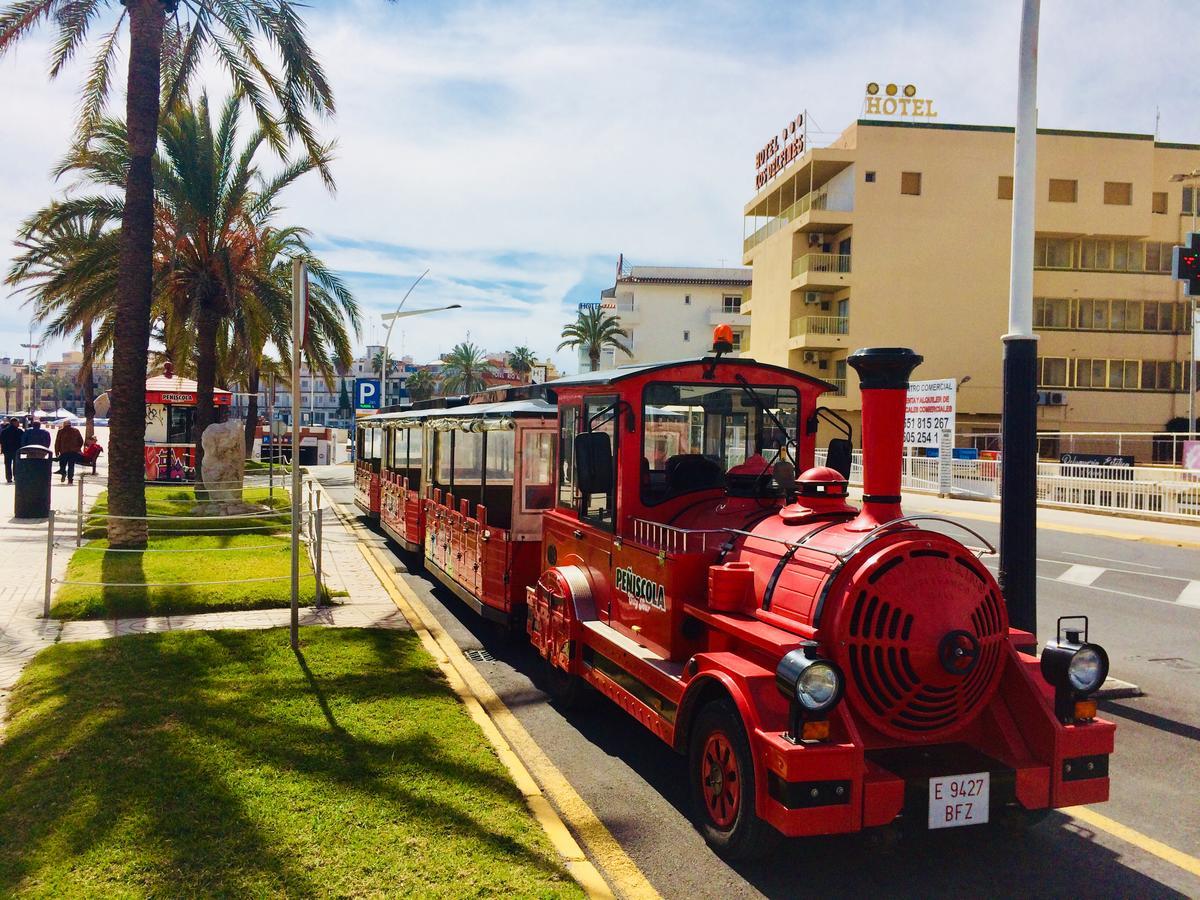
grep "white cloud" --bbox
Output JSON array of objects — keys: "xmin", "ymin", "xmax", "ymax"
[{"xmin": 1, "ymin": 0, "xmax": 1197, "ymax": 372}]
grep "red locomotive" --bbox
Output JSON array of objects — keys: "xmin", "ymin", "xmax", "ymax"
[{"xmin": 355, "ymin": 336, "xmax": 1114, "ymax": 858}]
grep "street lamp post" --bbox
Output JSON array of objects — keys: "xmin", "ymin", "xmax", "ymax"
[
  {"xmin": 21, "ymin": 337, "xmax": 41, "ymax": 416},
  {"xmin": 380, "ymin": 303, "xmax": 463, "ymax": 408},
  {"xmin": 380, "ymin": 269, "xmax": 430, "ymax": 409},
  {"xmin": 1170, "ymin": 169, "xmax": 1200, "ymax": 438}
]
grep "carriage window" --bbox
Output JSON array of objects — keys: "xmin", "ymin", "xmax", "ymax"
[
  {"xmin": 486, "ymin": 429, "xmax": 515, "ymax": 481},
  {"xmin": 522, "ymin": 431, "xmax": 555, "ymax": 510},
  {"xmin": 388, "ymin": 428, "xmax": 407, "ymax": 469},
  {"xmin": 582, "ymin": 395, "xmax": 618, "ymax": 530},
  {"xmin": 434, "ymin": 431, "xmax": 453, "ymax": 488},
  {"xmin": 642, "ymin": 382, "xmax": 799, "ymax": 505},
  {"xmin": 558, "ymin": 407, "xmax": 579, "ymax": 510}
]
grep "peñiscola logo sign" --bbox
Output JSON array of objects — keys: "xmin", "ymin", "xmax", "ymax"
[{"xmin": 615, "ymin": 567, "xmax": 667, "ymax": 613}]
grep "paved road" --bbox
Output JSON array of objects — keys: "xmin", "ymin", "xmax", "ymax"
[{"xmin": 317, "ymin": 470, "xmax": 1200, "ymax": 898}]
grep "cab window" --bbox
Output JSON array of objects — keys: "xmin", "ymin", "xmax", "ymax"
[
  {"xmin": 557, "ymin": 406, "xmax": 579, "ymax": 510},
  {"xmin": 581, "ymin": 395, "xmax": 618, "ymax": 530},
  {"xmin": 641, "ymin": 382, "xmax": 799, "ymax": 505}
]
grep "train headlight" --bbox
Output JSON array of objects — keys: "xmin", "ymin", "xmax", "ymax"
[
  {"xmin": 776, "ymin": 642, "xmax": 843, "ymax": 741},
  {"xmin": 1040, "ymin": 616, "xmax": 1108, "ymax": 722}
]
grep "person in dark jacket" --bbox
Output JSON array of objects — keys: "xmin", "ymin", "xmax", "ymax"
[
  {"xmin": 0, "ymin": 417, "xmax": 23, "ymax": 483},
  {"xmin": 20, "ymin": 419, "xmax": 52, "ymax": 461},
  {"xmin": 54, "ymin": 421, "xmax": 85, "ymax": 484}
]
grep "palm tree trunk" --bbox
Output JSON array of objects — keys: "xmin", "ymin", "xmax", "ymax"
[
  {"xmin": 244, "ymin": 365, "xmax": 260, "ymax": 457},
  {"xmin": 589, "ymin": 348, "xmax": 600, "ymax": 372},
  {"xmin": 192, "ymin": 301, "xmax": 221, "ymax": 474},
  {"xmin": 80, "ymin": 323, "xmax": 96, "ymax": 441},
  {"xmin": 107, "ymin": 0, "xmax": 165, "ymax": 548}
]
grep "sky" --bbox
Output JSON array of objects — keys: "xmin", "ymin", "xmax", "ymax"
[{"xmin": 1, "ymin": 0, "xmax": 1198, "ymax": 374}]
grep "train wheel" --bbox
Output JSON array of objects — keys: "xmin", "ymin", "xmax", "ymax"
[
  {"xmin": 542, "ymin": 659, "xmax": 592, "ymax": 711},
  {"xmin": 689, "ymin": 698, "xmax": 780, "ymax": 860}
]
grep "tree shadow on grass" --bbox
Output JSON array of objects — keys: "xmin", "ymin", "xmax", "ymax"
[{"xmin": 0, "ymin": 629, "xmax": 578, "ymax": 896}]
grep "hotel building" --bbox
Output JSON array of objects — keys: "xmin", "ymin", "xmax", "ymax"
[
  {"xmin": 741, "ymin": 118, "xmax": 1200, "ymax": 446},
  {"xmin": 584, "ymin": 262, "xmax": 751, "ymax": 371}
]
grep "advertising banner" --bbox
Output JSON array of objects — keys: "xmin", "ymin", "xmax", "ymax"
[{"xmin": 904, "ymin": 379, "xmax": 956, "ymax": 449}]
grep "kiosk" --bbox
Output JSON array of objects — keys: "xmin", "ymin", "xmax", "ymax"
[{"xmin": 144, "ymin": 367, "xmax": 232, "ymax": 481}]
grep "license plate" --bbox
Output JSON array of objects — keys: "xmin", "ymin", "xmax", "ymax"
[{"xmin": 928, "ymin": 772, "xmax": 989, "ymax": 829}]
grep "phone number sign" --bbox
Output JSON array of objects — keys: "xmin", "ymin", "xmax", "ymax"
[{"xmin": 904, "ymin": 379, "xmax": 956, "ymax": 449}]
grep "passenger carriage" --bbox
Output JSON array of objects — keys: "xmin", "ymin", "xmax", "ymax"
[{"xmin": 353, "ymin": 415, "xmax": 386, "ymax": 519}]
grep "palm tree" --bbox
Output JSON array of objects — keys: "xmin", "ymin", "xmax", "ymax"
[
  {"xmin": 371, "ymin": 351, "xmax": 398, "ymax": 376},
  {"xmin": 1, "ymin": 1, "xmax": 335, "ymax": 548},
  {"xmin": 558, "ymin": 306, "xmax": 632, "ymax": 372},
  {"xmin": 441, "ymin": 343, "xmax": 490, "ymax": 395},
  {"xmin": 404, "ymin": 368, "xmax": 436, "ymax": 403},
  {"xmin": 508, "ymin": 345, "xmax": 537, "ymax": 383},
  {"xmin": 0, "ymin": 375, "xmax": 14, "ymax": 414}
]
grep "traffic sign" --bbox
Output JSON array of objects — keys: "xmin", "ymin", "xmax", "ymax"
[
  {"xmin": 1171, "ymin": 232, "xmax": 1200, "ymax": 295},
  {"xmin": 355, "ymin": 378, "xmax": 381, "ymax": 410}
]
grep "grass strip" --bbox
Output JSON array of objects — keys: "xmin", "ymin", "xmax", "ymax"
[
  {"xmin": 52, "ymin": 534, "xmax": 320, "ymax": 620},
  {"xmin": 0, "ymin": 628, "xmax": 582, "ymax": 897},
  {"xmin": 85, "ymin": 487, "xmax": 294, "ymax": 538}
]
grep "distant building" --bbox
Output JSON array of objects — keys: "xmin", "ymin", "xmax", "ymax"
[
  {"xmin": 578, "ymin": 261, "xmax": 751, "ymax": 371},
  {"xmin": 260, "ymin": 346, "xmax": 417, "ymax": 428}
]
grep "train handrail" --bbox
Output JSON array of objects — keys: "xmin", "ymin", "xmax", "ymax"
[{"xmin": 834, "ymin": 515, "xmax": 997, "ymax": 560}]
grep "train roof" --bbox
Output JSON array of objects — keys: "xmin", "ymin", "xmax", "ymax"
[
  {"xmin": 357, "ymin": 398, "xmax": 554, "ymax": 426},
  {"xmin": 546, "ymin": 355, "xmax": 836, "ymax": 391}
]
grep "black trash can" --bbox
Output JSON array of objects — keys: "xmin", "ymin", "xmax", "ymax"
[{"xmin": 14, "ymin": 455, "xmax": 52, "ymax": 519}]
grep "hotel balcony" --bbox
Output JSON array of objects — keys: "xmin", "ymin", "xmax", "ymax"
[
  {"xmin": 788, "ymin": 315, "xmax": 849, "ymax": 350},
  {"xmin": 601, "ymin": 301, "xmax": 641, "ymax": 323},
  {"xmin": 791, "ymin": 252, "xmax": 852, "ymax": 290},
  {"xmin": 823, "ymin": 377, "xmax": 847, "ymax": 397},
  {"xmin": 708, "ymin": 309, "xmax": 751, "ymax": 327},
  {"xmin": 742, "ymin": 186, "xmax": 854, "ymax": 258}
]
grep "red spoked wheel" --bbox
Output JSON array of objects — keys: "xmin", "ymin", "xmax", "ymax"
[
  {"xmin": 702, "ymin": 732, "xmax": 741, "ymax": 829},
  {"xmin": 689, "ymin": 698, "xmax": 780, "ymax": 860}
]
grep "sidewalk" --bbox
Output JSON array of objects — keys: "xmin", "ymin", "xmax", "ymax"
[{"xmin": 0, "ymin": 467, "xmax": 408, "ymax": 735}]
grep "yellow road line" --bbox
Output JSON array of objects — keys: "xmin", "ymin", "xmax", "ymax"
[
  {"xmin": 1066, "ymin": 806, "xmax": 1200, "ymax": 879},
  {"xmin": 323, "ymin": 491, "xmax": 659, "ymax": 899}
]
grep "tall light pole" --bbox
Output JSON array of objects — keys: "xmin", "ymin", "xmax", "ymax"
[
  {"xmin": 999, "ymin": 0, "xmax": 1040, "ymax": 641},
  {"xmin": 380, "ymin": 303, "xmax": 462, "ymax": 408},
  {"xmin": 379, "ymin": 269, "xmax": 430, "ymax": 408},
  {"xmin": 21, "ymin": 333, "xmax": 41, "ymax": 416},
  {"xmin": 1170, "ymin": 169, "xmax": 1200, "ymax": 437}
]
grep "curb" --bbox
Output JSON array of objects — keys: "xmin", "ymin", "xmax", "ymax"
[
  {"xmin": 1095, "ymin": 677, "xmax": 1143, "ymax": 700},
  {"xmin": 323, "ymin": 493, "xmax": 655, "ymax": 900}
]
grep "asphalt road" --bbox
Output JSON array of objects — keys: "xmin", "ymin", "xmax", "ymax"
[{"xmin": 317, "ymin": 469, "xmax": 1200, "ymax": 899}]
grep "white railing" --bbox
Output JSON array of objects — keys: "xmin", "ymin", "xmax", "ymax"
[
  {"xmin": 816, "ymin": 449, "xmax": 1200, "ymax": 521},
  {"xmin": 630, "ymin": 519, "xmax": 727, "ymax": 555},
  {"xmin": 791, "ymin": 315, "xmax": 849, "ymax": 337},
  {"xmin": 744, "ymin": 187, "xmax": 851, "ymax": 253},
  {"xmin": 792, "ymin": 253, "xmax": 852, "ymax": 278},
  {"xmin": 958, "ymin": 431, "xmax": 1198, "ymax": 467}
]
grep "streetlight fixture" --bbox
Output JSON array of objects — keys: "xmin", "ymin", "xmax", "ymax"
[
  {"xmin": 20, "ymin": 335, "xmax": 41, "ymax": 416},
  {"xmin": 1171, "ymin": 169, "xmax": 1200, "ymax": 437},
  {"xmin": 378, "ymin": 270, "xmax": 462, "ymax": 408}
]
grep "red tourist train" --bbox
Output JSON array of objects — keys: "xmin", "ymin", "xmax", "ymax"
[{"xmin": 354, "ymin": 337, "xmax": 1114, "ymax": 858}]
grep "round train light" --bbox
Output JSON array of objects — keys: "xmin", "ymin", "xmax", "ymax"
[
  {"xmin": 1068, "ymin": 646, "xmax": 1107, "ymax": 692},
  {"xmin": 776, "ymin": 643, "xmax": 843, "ymax": 716}
]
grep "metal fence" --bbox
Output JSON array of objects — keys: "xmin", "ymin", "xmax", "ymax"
[
  {"xmin": 958, "ymin": 431, "xmax": 1197, "ymax": 467},
  {"xmin": 817, "ymin": 449, "xmax": 1200, "ymax": 522}
]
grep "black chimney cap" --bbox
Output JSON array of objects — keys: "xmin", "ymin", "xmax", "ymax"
[{"xmin": 847, "ymin": 347, "xmax": 924, "ymax": 390}]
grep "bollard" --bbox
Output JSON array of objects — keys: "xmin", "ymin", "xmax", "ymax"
[
  {"xmin": 315, "ymin": 506, "xmax": 324, "ymax": 607},
  {"xmin": 44, "ymin": 509, "xmax": 55, "ymax": 619},
  {"xmin": 77, "ymin": 475, "xmax": 84, "ymax": 547}
]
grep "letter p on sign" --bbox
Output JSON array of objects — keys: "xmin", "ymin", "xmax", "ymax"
[{"xmin": 355, "ymin": 378, "xmax": 381, "ymax": 410}]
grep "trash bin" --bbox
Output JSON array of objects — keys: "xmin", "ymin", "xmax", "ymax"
[{"xmin": 14, "ymin": 454, "xmax": 52, "ymax": 519}]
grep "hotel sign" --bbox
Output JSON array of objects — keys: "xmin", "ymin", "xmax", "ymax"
[
  {"xmin": 754, "ymin": 112, "xmax": 805, "ymax": 189},
  {"xmin": 864, "ymin": 82, "xmax": 938, "ymax": 119}
]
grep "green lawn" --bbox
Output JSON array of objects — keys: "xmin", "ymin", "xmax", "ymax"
[
  {"xmin": 0, "ymin": 628, "xmax": 582, "ymax": 898},
  {"xmin": 51, "ymin": 534, "xmax": 322, "ymax": 620},
  {"xmin": 85, "ymin": 486, "xmax": 294, "ymax": 538}
]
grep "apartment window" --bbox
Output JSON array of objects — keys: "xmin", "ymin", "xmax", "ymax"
[
  {"xmin": 1037, "ymin": 357, "xmax": 1069, "ymax": 387},
  {"xmin": 900, "ymin": 172, "xmax": 922, "ymax": 196},
  {"xmin": 722, "ymin": 295, "xmax": 742, "ymax": 314},
  {"xmin": 1048, "ymin": 179, "xmax": 1077, "ymax": 203},
  {"xmin": 1033, "ymin": 297, "xmax": 1070, "ymax": 329},
  {"xmin": 997, "ymin": 176, "xmax": 1013, "ymax": 200},
  {"xmin": 1103, "ymin": 181, "xmax": 1132, "ymax": 206},
  {"xmin": 683, "ymin": 294, "xmax": 691, "ymax": 305},
  {"xmin": 865, "ymin": 171, "xmax": 876, "ymax": 183},
  {"xmin": 1152, "ymin": 191, "xmax": 1168, "ymax": 214},
  {"xmin": 1184, "ymin": 187, "xmax": 1195, "ymax": 215},
  {"xmin": 731, "ymin": 331, "xmax": 743, "ymax": 351},
  {"xmin": 683, "ymin": 330, "xmax": 691, "ymax": 342}
]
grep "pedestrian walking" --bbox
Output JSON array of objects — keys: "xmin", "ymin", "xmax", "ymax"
[
  {"xmin": 20, "ymin": 419, "xmax": 51, "ymax": 458},
  {"xmin": 0, "ymin": 417, "xmax": 23, "ymax": 483},
  {"xmin": 54, "ymin": 420, "xmax": 84, "ymax": 484}
]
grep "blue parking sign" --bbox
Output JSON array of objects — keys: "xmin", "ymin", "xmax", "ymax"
[{"xmin": 355, "ymin": 378, "xmax": 381, "ymax": 410}]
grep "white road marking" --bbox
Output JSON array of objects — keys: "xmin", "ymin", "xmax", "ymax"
[
  {"xmin": 1177, "ymin": 581, "xmax": 1200, "ymax": 609},
  {"xmin": 1061, "ymin": 551, "xmax": 1162, "ymax": 570},
  {"xmin": 1057, "ymin": 565, "xmax": 1106, "ymax": 587}
]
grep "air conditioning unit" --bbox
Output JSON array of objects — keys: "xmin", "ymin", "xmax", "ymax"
[
  {"xmin": 803, "ymin": 291, "xmax": 823, "ymax": 305},
  {"xmin": 1036, "ymin": 391, "xmax": 1068, "ymax": 406},
  {"xmin": 808, "ymin": 233, "xmax": 824, "ymax": 247},
  {"xmin": 802, "ymin": 351, "xmax": 820, "ymax": 364}
]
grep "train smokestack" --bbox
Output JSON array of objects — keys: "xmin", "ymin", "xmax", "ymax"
[{"xmin": 846, "ymin": 347, "xmax": 923, "ymax": 531}]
